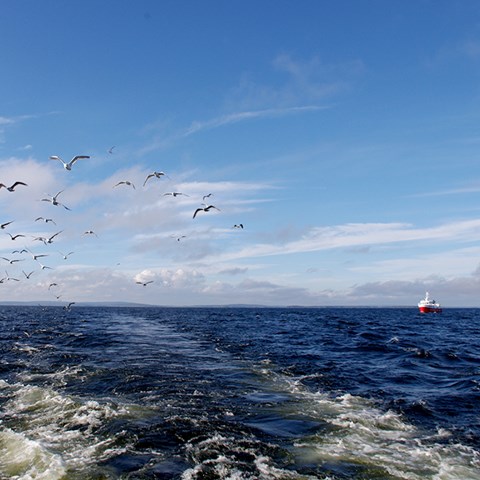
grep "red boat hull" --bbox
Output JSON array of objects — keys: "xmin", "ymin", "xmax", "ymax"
[{"xmin": 419, "ymin": 306, "xmax": 442, "ymax": 313}]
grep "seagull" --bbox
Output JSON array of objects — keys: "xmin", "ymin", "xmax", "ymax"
[
  {"xmin": 108, "ymin": 146, "xmax": 116, "ymax": 154},
  {"xmin": 83, "ymin": 230, "xmax": 98, "ymax": 237},
  {"xmin": 59, "ymin": 251, "xmax": 74, "ymax": 260},
  {"xmin": 1, "ymin": 257, "xmax": 23, "ymax": 265},
  {"xmin": 35, "ymin": 217, "xmax": 56, "ymax": 225},
  {"xmin": 114, "ymin": 181, "xmax": 135, "ymax": 189},
  {"xmin": 136, "ymin": 280, "xmax": 154, "ymax": 286},
  {"xmin": 163, "ymin": 192, "xmax": 189, "ymax": 197},
  {"xmin": 233, "ymin": 224, "xmax": 244, "ymax": 229},
  {"xmin": 37, "ymin": 262, "xmax": 52, "ymax": 270},
  {"xmin": 193, "ymin": 205, "xmax": 220, "ymax": 219},
  {"xmin": 12, "ymin": 249, "xmax": 28, "ymax": 254},
  {"xmin": 203, "ymin": 193, "xmax": 213, "ymax": 201},
  {"xmin": 22, "ymin": 270, "xmax": 34, "ymax": 279},
  {"xmin": 64, "ymin": 302, "xmax": 75, "ymax": 311},
  {"xmin": 3, "ymin": 271, "xmax": 19, "ymax": 282},
  {"xmin": 41, "ymin": 190, "xmax": 71, "ymax": 210},
  {"xmin": 6, "ymin": 233, "xmax": 25, "ymax": 241},
  {"xmin": 33, "ymin": 231, "xmax": 62, "ymax": 245},
  {"xmin": 143, "ymin": 171, "xmax": 169, "ymax": 186},
  {"xmin": 0, "ymin": 181, "xmax": 27, "ymax": 192},
  {"xmin": 50, "ymin": 155, "xmax": 90, "ymax": 171},
  {"xmin": 48, "ymin": 283, "xmax": 58, "ymax": 290},
  {"xmin": 1, "ymin": 221, "xmax": 13, "ymax": 229},
  {"xmin": 171, "ymin": 234, "xmax": 187, "ymax": 242},
  {"xmin": 27, "ymin": 249, "xmax": 48, "ymax": 261}
]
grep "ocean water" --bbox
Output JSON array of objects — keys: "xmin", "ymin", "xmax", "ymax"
[{"xmin": 0, "ymin": 306, "xmax": 478, "ymax": 479}]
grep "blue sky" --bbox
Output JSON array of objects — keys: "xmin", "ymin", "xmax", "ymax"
[{"xmin": 1, "ymin": 0, "xmax": 480, "ymax": 306}]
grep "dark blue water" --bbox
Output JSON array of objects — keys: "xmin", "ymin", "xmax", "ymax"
[{"xmin": 0, "ymin": 306, "xmax": 478, "ymax": 479}]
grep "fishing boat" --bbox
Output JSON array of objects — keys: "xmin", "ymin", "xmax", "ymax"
[{"xmin": 418, "ymin": 292, "xmax": 442, "ymax": 313}]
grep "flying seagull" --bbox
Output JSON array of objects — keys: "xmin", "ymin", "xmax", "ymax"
[
  {"xmin": 35, "ymin": 217, "xmax": 56, "ymax": 225},
  {"xmin": 143, "ymin": 171, "xmax": 169, "ymax": 186},
  {"xmin": 0, "ymin": 181, "xmax": 27, "ymax": 192},
  {"xmin": 59, "ymin": 251, "xmax": 74, "ymax": 260},
  {"xmin": 1, "ymin": 221, "xmax": 13, "ymax": 229},
  {"xmin": 203, "ymin": 193, "xmax": 213, "ymax": 201},
  {"xmin": 3, "ymin": 271, "xmax": 19, "ymax": 282},
  {"xmin": 171, "ymin": 234, "xmax": 187, "ymax": 242},
  {"xmin": 27, "ymin": 249, "xmax": 48, "ymax": 261},
  {"xmin": 33, "ymin": 231, "xmax": 62, "ymax": 245},
  {"xmin": 1, "ymin": 257, "xmax": 23, "ymax": 265},
  {"xmin": 108, "ymin": 146, "xmax": 116, "ymax": 154},
  {"xmin": 136, "ymin": 280, "xmax": 154, "ymax": 286},
  {"xmin": 41, "ymin": 190, "xmax": 71, "ymax": 210},
  {"xmin": 22, "ymin": 270, "xmax": 34, "ymax": 279},
  {"xmin": 37, "ymin": 261, "xmax": 53, "ymax": 270},
  {"xmin": 83, "ymin": 230, "xmax": 98, "ymax": 237},
  {"xmin": 114, "ymin": 181, "xmax": 135, "ymax": 189},
  {"xmin": 233, "ymin": 224, "xmax": 244, "ymax": 229},
  {"xmin": 193, "ymin": 205, "xmax": 220, "ymax": 219},
  {"xmin": 6, "ymin": 233, "xmax": 25, "ymax": 241},
  {"xmin": 50, "ymin": 155, "xmax": 90, "ymax": 171},
  {"xmin": 163, "ymin": 192, "xmax": 189, "ymax": 197}
]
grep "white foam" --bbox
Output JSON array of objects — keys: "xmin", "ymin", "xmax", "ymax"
[
  {"xmin": 0, "ymin": 428, "xmax": 66, "ymax": 480},
  {"xmin": 249, "ymin": 364, "xmax": 480, "ymax": 479},
  {"xmin": 0, "ymin": 379, "xmax": 132, "ymax": 478}
]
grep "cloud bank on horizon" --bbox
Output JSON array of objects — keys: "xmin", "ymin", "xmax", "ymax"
[{"xmin": 1, "ymin": 1, "xmax": 480, "ymax": 306}]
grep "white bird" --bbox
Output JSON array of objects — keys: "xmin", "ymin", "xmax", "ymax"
[
  {"xmin": 0, "ymin": 181, "xmax": 27, "ymax": 192},
  {"xmin": 136, "ymin": 280, "xmax": 154, "ymax": 286},
  {"xmin": 59, "ymin": 251, "xmax": 74, "ymax": 260},
  {"xmin": 41, "ymin": 190, "xmax": 71, "ymax": 210},
  {"xmin": 37, "ymin": 262, "xmax": 52, "ymax": 270},
  {"xmin": 6, "ymin": 233, "xmax": 25, "ymax": 241},
  {"xmin": 35, "ymin": 217, "xmax": 56, "ymax": 225},
  {"xmin": 193, "ymin": 205, "xmax": 220, "ymax": 219},
  {"xmin": 3, "ymin": 271, "xmax": 19, "ymax": 282},
  {"xmin": 1, "ymin": 257, "xmax": 23, "ymax": 265},
  {"xmin": 163, "ymin": 192, "xmax": 189, "ymax": 197},
  {"xmin": 27, "ymin": 249, "xmax": 48, "ymax": 261},
  {"xmin": 83, "ymin": 230, "xmax": 98, "ymax": 237},
  {"xmin": 50, "ymin": 155, "xmax": 90, "ymax": 171},
  {"xmin": 143, "ymin": 171, "xmax": 169, "ymax": 186},
  {"xmin": 113, "ymin": 180, "xmax": 135, "ymax": 190},
  {"xmin": 22, "ymin": 270, "xmax": 34, "ymax": 279},
  {"xmin": 34, "ymin": 231, "xmax": 62, "ymax": 245},
  {"xmin": 203, "ymin": 193, "xmax": 213, "ymax": 201},
  {"xmin": 114, "ymin": 181, "xmax": 135, "ymax": 189},
  {"xmin": 171, "ymin": 234, "xmax": 187, "ymax": 242}
]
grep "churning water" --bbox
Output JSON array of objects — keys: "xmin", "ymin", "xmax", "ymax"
[{"xmin": 0, "ymin": 306, "xmax": 478, "ymax": 479}]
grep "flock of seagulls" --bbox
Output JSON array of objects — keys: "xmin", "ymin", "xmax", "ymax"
[{"xmin": 0, "ymin": 151, "xmax": 245, "ymax": 306}]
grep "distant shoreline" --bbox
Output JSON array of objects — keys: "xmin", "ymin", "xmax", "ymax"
[{"xmin": 0, "ymin": 302, "xmax": 474, "ymax": 309}]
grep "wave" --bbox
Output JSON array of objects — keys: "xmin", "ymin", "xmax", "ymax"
[{"xmin": 251, "ymin": 363, "xmax": 480, "ymax": 479}]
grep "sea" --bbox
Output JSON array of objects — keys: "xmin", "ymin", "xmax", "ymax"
[{"xmin": 0, "ymin": 306, "xmax": 478, "ymax": 480}]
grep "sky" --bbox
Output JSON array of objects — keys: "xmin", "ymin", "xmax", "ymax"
[{"xmin": 1, "ymin": 0, "xmax": 480, "ymax": 307}]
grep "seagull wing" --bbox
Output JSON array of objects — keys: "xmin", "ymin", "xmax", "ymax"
[
  {"xmin": 143, "ymin": 173, "xmax": 154, "ymax": 186},
  {"xmin": 50, "ymin": 156, "xmax": 67, "ymax": 166},
  {"xmin": 68, "ymin": 155, "xmax": 90, "ymax": 167},
  {"xmin": 193, "ymin": 208, "xmax": 203, "ymax": 219}
]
